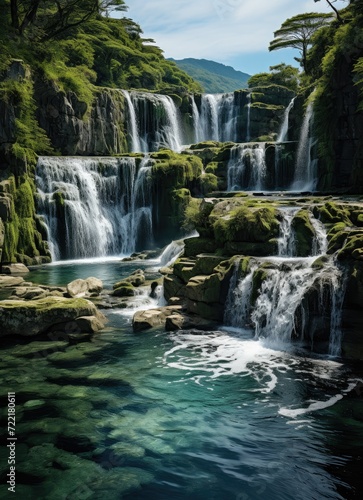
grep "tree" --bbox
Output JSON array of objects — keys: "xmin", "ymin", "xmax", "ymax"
[
  {"xmin": 248, "ymin": 64, "xmax": 299, "ymax": 92},
  {"xmin": 269, "ymin": 12, "xmax": 334, "ymax": 73},
  {"xmin": 8, "ymin": 0, "xmax": 127, "ymax": 39},
  {"xmin": 313, "ymin": 1, "xmax": 349, "ymax": 23}
]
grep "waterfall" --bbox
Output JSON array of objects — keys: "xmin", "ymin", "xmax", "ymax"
[
  {"xmin": 224, "ymin": 261, "xmax": 258, "ymax": 328},
  {"xmin": 224, "ymin": 258, "xmax": 346, "ymax": 355},
  {"xmin": 194, "ymin": 93, "xmax": 239, "ymax": 143},
  {"xmin": 291, "ymin": 102, "xmax": 317, "ymax": 191},
  {"xmin": 250, "ymin": 259, "xmax": 344, "ymax": 345},
  {"xmin": 278, "ymin": 208, "xmax": 298, "ymax": 257},
  {"xmin": 191, "ymin": 96, "xmax": 202, "ymax": 144},
  {"xmin": 36, "ymin": 156, "xmax": 154, "ymax": 260},
  {"xmin": 310, "ymin": 215, "xmax": 328, "ymax": 256},
  {"xmin": 246, "ymin": 93, "xmax": 251, "ymax": 142},
  {"xmin": 121, "ymin": 91, "xmax": 184, "ymax": 152},
  {"xmin": 224, "ymin": 213, "xmax": 346, "ymax": 354},
  {"xmin": 122, "ymin": 90, "xmax": 141, "ymax": 152},
  {"xmin": 277, "ymin": 97, "xmax": 296, "ymax": 143},
  {"xmin": 227, "ymin": 144, "xmax": 266, "ymax": 191}
]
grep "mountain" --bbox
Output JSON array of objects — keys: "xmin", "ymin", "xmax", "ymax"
[{"xmin": 169, "ymin": 58, "xmax": 250, "ymax": 93}]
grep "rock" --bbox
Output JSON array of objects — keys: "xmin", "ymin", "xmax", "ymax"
[
  {"xmin": 75, "ymin": 315, "xmax": 106, "ymax": 333},
  {"xmin": 11, "ymin": 286, "xmax": 48, "ymax": 300},
  {"xmin": 165, "ymin": 312, "xmax": 218, "ymax": 331},
  {"xmin": 0, "ymin": 296, "xmax": 105, "ymax": 337},
  {"xmin": 132, "ymin": 306, "xmax": 182, "ymax": 332},
  {"xmin": 1, "ymin": 263, "xmax": 29, "ymax": 274},
  {"xmin": 85, "ymin": 277, "xmax": 103, "ymax": 294},
  {"xmin": 0, "ymin": 275, "xmax": 26, "ymax": 288},
  {"xmin": 67, "ymin": 277, "xmax": 103, "ymax": 298},
  {"xmin": 125, "ymin": 270, "xmax": 145, "ymax": 287},
  {"xmin": 113, "ymin": 282, "xmax": 135, "ymax": 297}
]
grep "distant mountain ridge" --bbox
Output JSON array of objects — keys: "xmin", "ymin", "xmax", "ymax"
[{"xmin": 169, "ymin": 58, "xmax": 250, "ymax": 93}]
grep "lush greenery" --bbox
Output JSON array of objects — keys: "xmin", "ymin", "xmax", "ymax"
[
  {"xmin": 269, "ymin": 12, "xmax": 334, "ymax": 73},
  {"xmin": 0, "ymin": 0, "xmax": 202, "ymax": 94},
  {"xmin": 248, "ymin": 64, "xmax": 300, "ymax": 92},
  {"xmin": 169, "ymin": 58, "xmax": 250, "ymax": 93}
]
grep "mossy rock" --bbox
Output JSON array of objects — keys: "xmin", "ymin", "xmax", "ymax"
[
  {"xmin": 199, "ymin": 173, "xmax": 219, "ymax": 195},
  {"xmin": 318, "ymin": 202, "xmax": 352, "ymax": 225},
  {"xmin": 212, "ymin": 204, "xmax": 279, "ymax": 244},
  {"xmin": 189, "ymin": 141, "xmax": 222, "ymax": 150},
  {"xmin": 173, "ymin": 258, "xmax": 197, "ymax": 283},
  {"xmin": 338, "ymin": 234, "xmax": 363, "ymax": 261},
  {"xmin": 192, "ymin": 254, "xmax": 226, "ymax": 275},
  {"xmin": 291, "ymin": 209, "xmax": 315, "ymax": 257},
  {"xmin": 113, "ymin": 282, "xmax": 135, "ymax": 297},
  {"xmin": 224, "ymin": 240, "xmax": 277, "ymax": 256},
  {"xmin": 327, "ymin": 227, "xmax": 349, "ymax": 254},
  {"xmin": 184, "ymin": 237, "xmax": 219, "ymax": 257},
  {"xmin": 0, "ymin": 296, "xmax": 104, "ymax": 337},
  {"xmin": 251, "ymin": 262, "xmax": 276, "ymax": 304}
]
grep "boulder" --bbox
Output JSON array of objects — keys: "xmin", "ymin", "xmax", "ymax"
[
  {"xmin": 0, "ymin": 296, "xmax": 106, "ymax": 337},
  {"xmin": 123, "ymin": 269, "xmax": 145, "ymax": 287},
  {"xmin": 66, "ymin": 277, "xmax": 103, "ymax": 298},
  {"xmin": 113, "ymin": 282, "xmax": 135, "ymax": 297},
  {"xmin": 1, "ymin": 263, "xmax": 29, "ymax": 274},
  {"xmin": 0, "ymin": 275, "xmax": 26, "ymax": 288},
  {"xmin": 132, "ymin": 306, "xmax": 182, "ymax": 332},
  {"xmin": 165, "ymin": 312, "xmax": 218, "ymax": 331}
]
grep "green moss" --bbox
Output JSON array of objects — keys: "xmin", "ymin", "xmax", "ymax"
[
  {"xmin": 184, "ymin": 237, "xmax": 219, "ymax": 257},
  {"xmin": 338, "ymin": 233, "xmax": 363, "ymax": 260},
  {"xmin": 189, "ymin": 141, "xmax": 222, "ymax": 150},
  {"xmin": 251, "ymin": 263, "xmax": 276, "ymax": 305},
  {"xmin": 15, "ymin": 179, "xmax": 35, "ymax": 218},
  {"xmin": 318, "ymin": 202, "xmax": 352, "ymax": 225},
  {"xmin": 213, "ymin": 205, "xmax": 279, "ymax": 244},
  {"xmin": 291, "ymin": 209, "xmax": 315, "ymax": 257},
  {"xmin": 199, "ymin": 173, "xmax": 218, "ymax": 195},
  {"xmin": 113, "ymin": 282, "xmax": 135, "ymax": 297}
]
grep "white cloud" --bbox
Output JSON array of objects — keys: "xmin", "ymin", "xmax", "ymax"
[{"xmin": 123, "ymin": 0, "xmax": 334, "ymax": 72}]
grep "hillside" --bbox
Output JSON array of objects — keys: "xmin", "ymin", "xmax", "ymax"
[{"xmin": 169, "ymin": 58, "xmax": 250, "ymax": 93}]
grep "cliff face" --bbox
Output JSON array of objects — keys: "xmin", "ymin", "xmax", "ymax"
[
  {"xmin": 35, "ymin": 81, "xmax": 128, "ymax": 155},
  {"xmin": 314, "ymin": 5, "xmax": 363, "ymax": 192}
]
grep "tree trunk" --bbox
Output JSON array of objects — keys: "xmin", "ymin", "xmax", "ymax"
[{"xmin": 10, "ymin": 0, "xmax": 19, "ymax": 30}]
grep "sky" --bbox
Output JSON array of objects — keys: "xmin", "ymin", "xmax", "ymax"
[{"xmin": 120, "ymin": 0, "xmax": 336, "ymax": 75}]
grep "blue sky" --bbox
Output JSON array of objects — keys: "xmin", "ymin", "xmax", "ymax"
[{"xmin": 121, "ymin": 0, "xmax": 336, "ymax": 75}]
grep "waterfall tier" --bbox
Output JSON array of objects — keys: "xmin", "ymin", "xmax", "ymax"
[
  {"xmin": 36, "ymin": 156, "xmax": 154, "ymax": 260},
  {"xmin": 225, "ymin": 256, "xmax": 346, "ymax": 355}
]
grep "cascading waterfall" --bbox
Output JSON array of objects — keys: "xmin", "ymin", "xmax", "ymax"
[
  {"xmin": 291, "ymin": 102, "xmax": 317, "ymax": 191},
  {"xmin": 36, "ymin": 156, "xmax": 154, "ymax": 260},
  {"xmin": 277, "ymin": 97, "xmax": 295, "ymax": 143},
  {"xmin": 193, "ymin": 93, "xmax": 239, "ymax": 143},
  {"xmin": 246, "ymin": 93, "xmax": 251, "ymax": 142},
  {"xmin": 225, "ymin": 217, "xmax": 346, "ymax": 355},
  {"xmin": 122, "ymin": 90, "xmax": 184, "ymax": 152},
  {"xmin": 224, "ymin": 261, "xmax": 258, "ymax": 328},
  {"xmin": 227, "ymin": 143, "xmax": 266, "ymax": 191},
  {"xmin": 277, "ymin": 208, "xmax": 299, "ymax": 257}
]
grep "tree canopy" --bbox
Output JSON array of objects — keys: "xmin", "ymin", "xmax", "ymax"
[{"xmin": 269, "ymin": 12, "xmax": 334, "ymax": 72}]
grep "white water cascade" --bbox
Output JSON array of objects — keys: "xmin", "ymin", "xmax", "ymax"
[
  {"xmin": 277, "ymin": 97, "xmax": 296, "ymax": 143},
  {"xmin": 122, "ymin": 90, "xmax": 184, "ymax": 152},
  {"xmin": 36, "ymin": 156, "xmax": 154, "ymax": 260},
  {"xmin": 225, "ymin": 218, "xmax": 346, "ymax": 355},
  {"xmin": 195, "ymin": 93, "xmax": 239, "ymax": 143},
  {"xmin": 227, "ymin": 143, "xmax": 266, "ymax": 191},
  {"xmin": 278, "ymin": 208, "xmax": 299, "ymax": 257},
  {"xmin": 291, "ymin": 102, "xmax": 318, "ymax": 191},
  {"xmin": 246, "ymin": 92, "xmax": 251, "ymax": 142}
]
